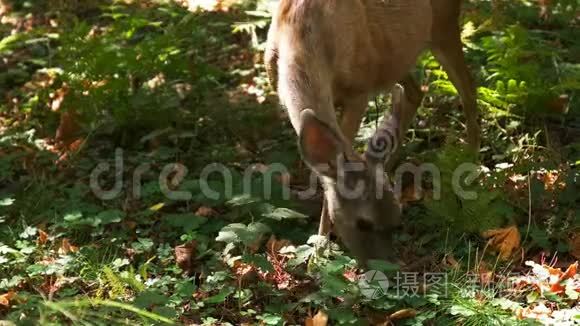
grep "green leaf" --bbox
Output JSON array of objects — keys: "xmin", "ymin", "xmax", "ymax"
[
  {"xmin": 227, "ymin": 194, "xmax": 260, "ymax": 206},
  {"xmin": 329, "ymin": 308, "xmax": 358, "ymax": 324},
  {"xmin": 204, "ymin": 287, "xmax": 234, "ymax": 304},
  {"xmin": 243, "ymin": 254, "xmax": 273, "ymax": 272},
  {"xmin": 321, "ymin": 273, "xmax": 349, "ymax": 297},
  {"xmin": 176, "ymin": 280, "xmax": 197, "ymax": 298},
  {"xmin": 216, "ymin": 223, "xmax": 270, "ymax": 247},
  {"xmin": 216, "ymin": 230, "xmax": 239, "ymax": 244},
  {"xmin": 263, "ymin": 208, "xmax": 307, "ymax": 221},
  {"xmin": 367, "ymin": 260, "xmax": 400, "ymax": 273},
  {"xmin": 152, "ymin": 306, "xmax": 177, "ymax": 319},
  {"xmin": 0, "ymin": 244, "xmax": 17, "ymax": 254},
  {"xmin": 288, "ymin": 245, "xmax": 314, "ymax": 267},
  {"xmin": 450, "ymin": 304, "xmax": 476, "ymax": 317},
  {"xmin": 134, "ymin": 290, "xmax": 169, "ymax": 309},
  {"xmin": 97, "ymin": 210, "xmax": 124, "ymax": 225},
  {"xmin": 247, "ymin": 222, "xmax": 271, "ymax": 235},
  {"xmin": 565, "ymin": 285, "xmax": 579, "ymax": 300},
  {"xmin": 257, "ymin": 313, "xmax": 282, "ymax": 325},
  {"xmin": 0, "ymin": 197, "xmax": 14, "ymax": 206},
  {"xmin": 26, "ymin": 263, "xmax": 48, "ymax": 276},
  {"xmin": 0, "ymin": 33, "xmax": 23, "ymax": 53},
  {"xmin": 149, "ymin": 203, "xmax": 165, "ymax": 212},
  {"xmin": 526, "ymin": 291, "xmax": 539, "ymax": 303},
  {"xmin": 111, "ymin": 258, "xmax": 130, "ymax": 269},
  {"xmin": 491, "ymin": 298, "xmax": 521, "ymax": 310},
  {"xmin": 132, "ymin": 238, "xmax": 155, "ymax": 253},
  {"xmin": 163, "ymin": 214, "xmax": 208, "ymax": 232},
  {"xmin": 64, "ymin": 211, "xmax": 83, "ymax": 222},
  {"xmin": 19, "ymin": 226, "xmax": 37, "ymax": 239}
]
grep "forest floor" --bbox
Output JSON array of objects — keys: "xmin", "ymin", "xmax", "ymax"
[{"xmin": 0, "ymin": 1, "xmax": 579, "ymax": 325}]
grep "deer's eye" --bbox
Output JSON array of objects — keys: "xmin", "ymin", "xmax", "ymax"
[{"xmin": 355, "ymin": 218, "xmax": 374, "ymax": 232}]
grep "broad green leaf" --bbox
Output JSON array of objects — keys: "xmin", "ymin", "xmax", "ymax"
[
  {"xmin": 288, "ymin": 245, "xmax": 314, "ymax": 267},
  {"xmin": 243, "ymin": 254, "xmax": 273, "ymax": 272},
  {"xmin": 263, "ymin": 208, "xmax": 307, "ymax": 221},
  {"xmin": 134, "ymin": 290, "xmax": 169, "ymax": 309},
  {"xmin": 0, "ymin": 198, "xmax": 14, "ymax": 206},
  {"xmin": 64, "ymin": 211, "xmax": 83, "ymax": 222},
  {"xmin": 450, "ymin": 304, "xmax": 476, "ymax": 317},
  {"xmin": 367, "ymin": 260, "xmax": 400, "ymax": 273},
  {"xmin": 163, "ymin": 214, "xmax": 208, "ymax": 232},
  {"xmin": 204, "ymin": 287, "xmax": 234, "ymax": 304},
  {"xmin": 97, "ymin": 210, "xmax": 124, "ymax": 225},
  {"xmin": 19, "ymin": 226, "xmax": 37, "ymax": 239},
  {"xmin": 216, "ymin": 230, "xmax": 239, "ymax": 244},
  {"xmin": 257, "ymin": 313, "xmax": 282, "ymax": 325}
]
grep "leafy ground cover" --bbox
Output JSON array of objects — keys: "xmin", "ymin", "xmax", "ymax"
[{"xmin": 0, "ymin": 0, "xmax": 579, "ymax": 325}]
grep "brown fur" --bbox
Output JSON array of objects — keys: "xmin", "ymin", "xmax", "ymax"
[{"xmin": 266, "ymin": 0, "xmax": 480, "ymax": 264}]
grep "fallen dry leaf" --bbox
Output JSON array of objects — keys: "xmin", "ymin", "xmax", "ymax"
[
  {"xmin": 37, "ymin": 229, "xmax": 49, "ymax": 246},
  {"xmin": 549, "ymin": 282, "xmax": 566, "ymax": 294},
  {"xmin": 266, "ymin": 235, "xmax": 292, "ymax": 256},
  {"xmin": 483, "ymin": 226, "xmax": 521, "ymax": 260},
  {"xmin": 513, "ymin": 261, "xmax": 580, "ymax": 296},
  {"xmin": 546, "ymin": 94, "xmax": 569, "ymax": 114},
  {"xmin": 400, "ymin": 185, "xmax": 422, "ymax": 205},
  {"xmin": 174, "ymin": 241, "xmax": 197, "ymax": 275},
  {"xmin": 0, "ymin": 0, "xmax": 11, "ymax": 16},
  {"xmin": 40, "ymin": 276, "xmax": 60, "ymax": 297},
  {"xmin": 233, "ymin": 260, "xmax": 259, "ymax": 286},
  {"xmin": 559, "ymin": 262, "xmax": 578, "ymax": 282},
  {"xmin": 50, "ymin": 85, "xmax": 68, "ymax": 112},
  {"xmin": 55, "ymin": 110, "xmax": 81, "ymax": 149},
  {"xmin": 195, "ymin": 206, "xmax": 218, "ymax": 218},
  {"xmin": 58, "ymin": 239, "xmax": 79, "ymax": 255},
  {"xmin": 517, "ymin": 303, "xmax": 551, "ymax": 320},
  {"xmin": 0, "ymin": 291, "xmax": 16, "ymax": 307},
  {"xmin": 56, "ymin": 138, "xmax": 85, "ymax": 165},
  {"xmin": 305, "ymin": 310, "xmax": 328, "ymax": 326},
  {"xmin": 538, "ymin": 0, "xmax": 552, "ymax": 19},
  {"xmin": 343, "ymin": 268, "xmax": 358, "ymax": 282},
  {"xmin": 389, "ymin": 309, "xmax": 417, "ymax": 320}
]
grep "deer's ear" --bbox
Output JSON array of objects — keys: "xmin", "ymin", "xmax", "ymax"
[{"xmin": 298, "ymin": 109, "xmax": 344, "ymax": 178}]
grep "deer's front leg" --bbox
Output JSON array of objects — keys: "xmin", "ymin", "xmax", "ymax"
[
  {"xmin": 318, "ymin": 197, "xmax": 331, "ymax": 236},
  {"xmin": 339, "ymin": 96, "xmax": 370, "ymax": 147},
  {"xmin": 317, "ymin": 95, "xmax": 368, "ymax": 237}
]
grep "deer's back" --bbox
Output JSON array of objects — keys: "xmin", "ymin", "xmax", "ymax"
[{"xmin": 268, "ymin": 0, "xmax": 434, "ymax": 104}]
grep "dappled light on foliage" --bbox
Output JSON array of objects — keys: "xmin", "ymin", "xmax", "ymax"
[{"xmin": 511, "ymin": 261, "xmax": 580, "ymax": 324}]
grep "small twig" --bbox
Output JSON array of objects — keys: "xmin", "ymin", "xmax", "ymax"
[{"xmin": 523, "ymin": 172, "xmax": 532, "ymax": 244}]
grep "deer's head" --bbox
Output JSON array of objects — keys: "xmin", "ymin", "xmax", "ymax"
[{"xmin": 298, "ymin": 87, "xmax": 405, "ymax": 264}]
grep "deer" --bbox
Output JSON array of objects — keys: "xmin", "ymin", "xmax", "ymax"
[{"xmin": 265, "ymin": 0, "xmax": 480, "ymax": 265}]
